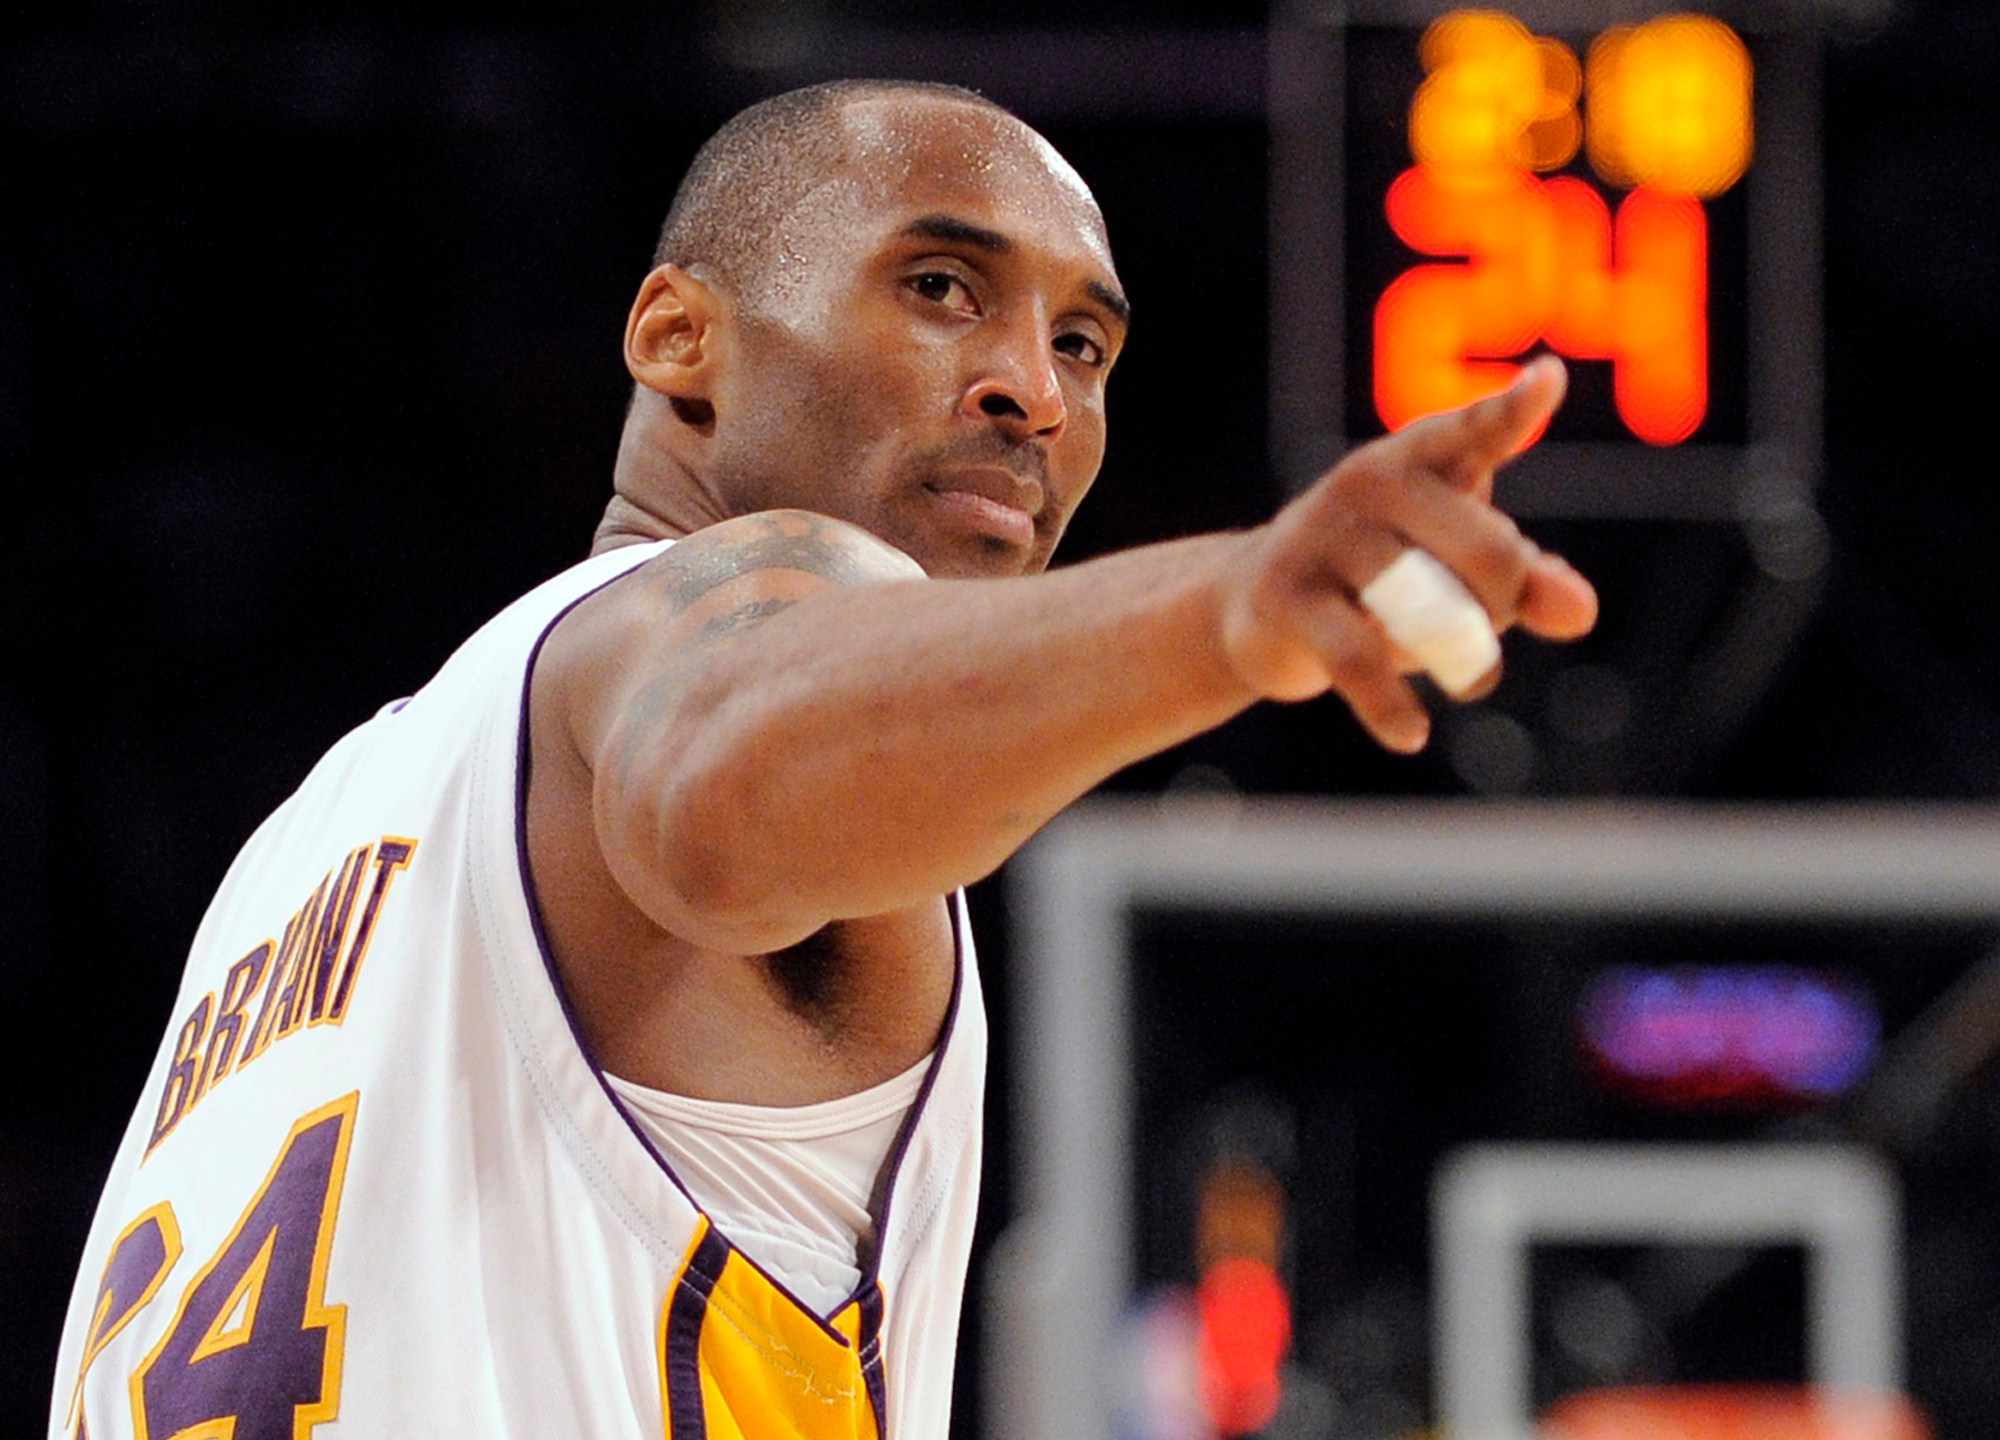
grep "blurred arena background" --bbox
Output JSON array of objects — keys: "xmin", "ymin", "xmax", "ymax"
[{"xmin": 5, "ymin": 0, "xmax": 1999, "ymax": 1435}]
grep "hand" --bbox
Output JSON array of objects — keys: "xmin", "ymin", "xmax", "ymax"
[{"xmin": 1217, "ymin": 356, "xmax": 1598, "ymax": 752}]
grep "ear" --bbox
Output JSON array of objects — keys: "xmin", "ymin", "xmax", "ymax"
[{"xmin": 624, "ymin": 264, "xmax": 727, "ymax": 401}]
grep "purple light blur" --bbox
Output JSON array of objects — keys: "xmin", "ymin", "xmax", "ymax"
[{"xmin": 1578, "ymin": 965, "xmax": 1879, "ymax": 1105}]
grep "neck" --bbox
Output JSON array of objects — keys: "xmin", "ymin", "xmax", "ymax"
[{"xmin": 595, "ymin": 391, "xmax": 731, "ymax": 557}]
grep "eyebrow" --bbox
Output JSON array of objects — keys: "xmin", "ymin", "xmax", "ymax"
[
  {"xmin": 1084, "ymin": 279, "xmax": 1132, "ymax": 328},
  {"xmin": 901, "ymin": 213, "xmax": 1012, "ymax": 254},
  {"xmin": 898, "ymin": 213, "xmax": 1132, "ymax": 328}
]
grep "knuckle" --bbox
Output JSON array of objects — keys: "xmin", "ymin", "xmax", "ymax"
[
  {"xmin": 1246, "ymin": 555, "xmax": 1297, "ymax": 621},
  {"xmin": 1458, "ymin": 518, "xmax": 1531, "ymax": 590},
  {"xmin": 1319, "ymin": 620, "xmax": 1391, "ymax": 692},
  {"xmin": 1329, "ymin": 457, "xmax": 1396, "ymax": 517}
]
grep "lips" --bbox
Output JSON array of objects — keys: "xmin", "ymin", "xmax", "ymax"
[{"xmin": 923, "ymin": 465, "xmax": 1045, "ymax": 548}]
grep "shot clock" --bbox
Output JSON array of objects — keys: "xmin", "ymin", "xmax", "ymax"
[
  {"xmin": 1269, "ymin": 2, "xmax": 1822, "ymax": 519},
  {"xmin": 1374, "ymin": 10, "xmax": 1749, "ymax": 445}
]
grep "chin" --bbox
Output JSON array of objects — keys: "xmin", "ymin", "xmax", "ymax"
[
  {"xmin": 940, "ymin": 539, "xmax": 1049, "ymax": 580},
  {"xmin": 875, "ymin": 523, "xmax": 1021, "ymax": 581}
]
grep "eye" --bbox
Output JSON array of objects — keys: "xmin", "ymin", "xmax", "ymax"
[
  {"xmin": 906, "ymin": 271, "xmax": 978, "ymax": 314},
  {"xmin": 1054, "ymin": 330, "xmax": 1107, "ymax": 368}
]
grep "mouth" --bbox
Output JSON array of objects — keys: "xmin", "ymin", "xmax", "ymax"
[{"xmin": 922, "ymin": 466, "xmax": 1045, "ymax": 549}]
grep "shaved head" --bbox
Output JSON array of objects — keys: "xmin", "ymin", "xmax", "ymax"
[
  {"xmin": 608, "ymin": 75, "xmax": 1127, "ymax": 575},
  {"xmin": 654, "ymin": 80, "xmax": 1019, "ymax": 305}
]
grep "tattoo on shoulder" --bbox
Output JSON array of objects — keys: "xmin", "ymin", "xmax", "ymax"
[
  {"xmin": 596, "ymin": 514, "xmax": 901, "ymax": 787},
  {"xmin": 652, "ymin": 512, "xmax": 895, "ymax": 613},
  {"xmin": 695, "ymin": 597, "xmax": 795, "ymax": 645}
]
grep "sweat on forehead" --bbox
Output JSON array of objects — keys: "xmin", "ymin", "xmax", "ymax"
[
  {"xmin": 652, "ymin": 80, "xmax": 1100, "ymax": 300},
  {"xmin": 837, "ymin": 95, "xmax": 1103, "ymax": 227}
]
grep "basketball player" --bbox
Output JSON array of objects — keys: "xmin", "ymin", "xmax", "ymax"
[{"xmin": 49, "ymin": 80, "xmax": 1595, "ymax": 1437}]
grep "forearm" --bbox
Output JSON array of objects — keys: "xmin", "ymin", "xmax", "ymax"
[
  {"xmin": 585, "ymin": 365, "xmax": 1598, "ymax": 954},
  {"xmin": 597, "ymin": 532, "xmax": 1255, "ymax": 949}
]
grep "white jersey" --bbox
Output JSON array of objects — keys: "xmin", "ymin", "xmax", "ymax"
[{"xmin": 49, "ymin": 541, "xmax": 988, "ymax": 1440}]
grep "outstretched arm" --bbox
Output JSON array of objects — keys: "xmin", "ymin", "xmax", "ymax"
[{"xmin": 539, "ymin": 358, "xmax": 1595, "ymax": 956}]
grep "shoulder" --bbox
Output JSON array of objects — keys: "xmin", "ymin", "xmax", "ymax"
[
  {"xmin": 536, "ymin": 511, "xmax": 925, "ymax": 726},
  {"xmin": 629, "ymin": 510, "xmax": 926, "ymax": 608}
]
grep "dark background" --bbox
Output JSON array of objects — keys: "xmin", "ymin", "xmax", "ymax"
[{"xmin": 6, "ymin": 0, "xmax": 2000, "ymax": 1435}]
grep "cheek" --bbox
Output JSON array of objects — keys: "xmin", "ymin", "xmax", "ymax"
[
  {"xmin": 1059, "ymin": 400, "xmax": 1108, "ymax": 488},
  {"xmin": 728, "ymin": 351, "xmax": 876, "ymax": 470},
  {"xmin": 789, "ymin": 329, "xmax": 936, "ymax": 429}
]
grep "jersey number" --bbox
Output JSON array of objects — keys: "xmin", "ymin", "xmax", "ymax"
[{"xmin": 69, "ymin": 1094, "xmax": 357, "ymax": 1440}]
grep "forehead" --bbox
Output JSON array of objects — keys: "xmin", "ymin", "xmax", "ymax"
[{"xmin": 814, "ymin": 96, "xmax": 1117, "ymax": 276}]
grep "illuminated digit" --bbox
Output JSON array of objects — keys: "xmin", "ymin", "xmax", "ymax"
[
  {"xmin": 1374, "ymin": 163, "xmax": 1558, "ymax": 429},
  {"xmin": 1409, "ymin": 10, "xmax": 1581, "ymax": 175},
  {"xmin": 1536, "ymin": 178, "xmax": 1707, "ymax": 444},
  {"xmin": 66, "ymin": 1204, "xmax": 184, "ymax": 1440},
  {"xmin": 1586, "ymin": 14, "xmax": 1753, "ymax": 197},
  {"xmin": 131, "ymin": 1093, "xmax": 357, "ymax": 1440},
  {"xmin": 1606, "ymin": 186, "xmax": 1708, "ymax": 445}
]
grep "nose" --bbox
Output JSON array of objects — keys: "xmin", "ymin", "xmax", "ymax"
[{"xmin": 959, "ymin": 325, "xmax": 1067, "ymax": 438}]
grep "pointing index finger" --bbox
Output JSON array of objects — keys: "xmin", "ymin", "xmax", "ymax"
[{"xmin": 1409, "ymin": 356, "xmax": 1568, "ymax": 495}]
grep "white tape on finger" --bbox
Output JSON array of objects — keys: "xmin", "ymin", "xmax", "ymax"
[{"xmin": 1359, "ymin": 548, "xmax": 1500, "ymax": 697}]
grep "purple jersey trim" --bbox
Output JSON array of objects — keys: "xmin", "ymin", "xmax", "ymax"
[
  {"xmin": 509, "ymin": 560, "xmax": 706, "ymax": 1213},
  {"xmin": 662, "ymin": 1223, "xmax": 728, "ymax": 1440},
  {"xmin": 508, "ymin": 551, "xmax": 966, "ymax": 1349},
  {"xmin": 858, "ymin": 1278, "xmax": 890, "ymax": 1434},
  {"xmin": 860, "ymin": 902, "xmax": 965, "ymax": 1275}
]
